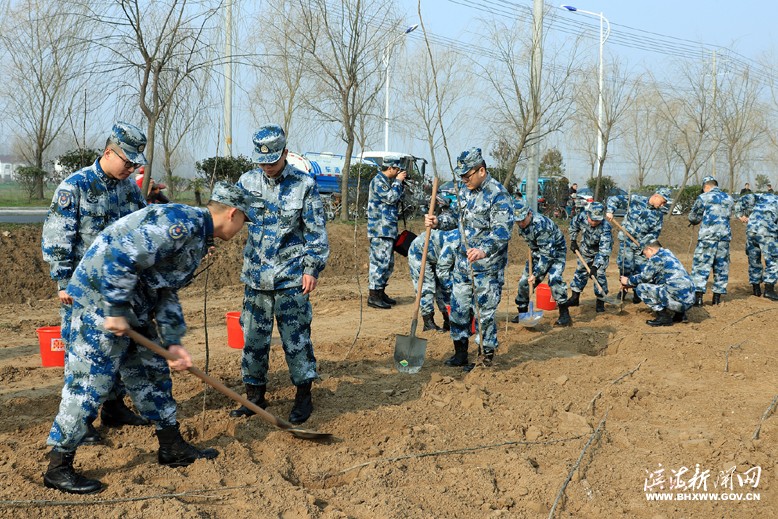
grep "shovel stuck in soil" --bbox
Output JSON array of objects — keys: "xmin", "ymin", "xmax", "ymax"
[
  {"xmin": 573, "ymin": 249, "xmax": 620, "ymax": 305},
  {"xmin": 519, "ymin": 254, "xmax": 544, "ymax": 327},
  {"xmin": 127, "ymin": 330, "xmax": 333, "ymax": 441},
  {"xmin": 394, "ymin": 177, "xmax": 439, "ymax": 374}
]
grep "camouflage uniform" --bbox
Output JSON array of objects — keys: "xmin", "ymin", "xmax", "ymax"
[
  {"xmin": 48, "ymin": 204, "xmax": 217, "ymax": 451},
  {"xmin": 437, "ymin": 173, "xmax": 513, "ymax": 352},
  {"xmin": 607, "ymin": 191, "xmax": 670, "ymax": 277},
  {"xmin": 569, "ymin": 205, "xmax": 613, "ymax": 297},
  {"xmin": 367, "ymin": 169, "xmax": 404, "ymax": 290},
  {"xmin": 627, "ymin": 247, "xmax": 695, "ymax": 313},
  {"xmin": 735, "ymin": 193, "xmax": 778, "ymax": 285},
  {"xmin": 407, "ymin": 229, "xmax": 459, "ymax": 316},
  {"xmin": 42, "ymin": 122, "xmax": 147, "ymax": 406},
  {"xmin": 688, "ymin": 182, "xmax": 734, "ymax": 294},
  {"xmin": 515, "ymin": 211, "xmax": 569, "ymax": 305},
  {"xmin": 237, "ymin": 162, "xmax": 329, "ymax": 387}
]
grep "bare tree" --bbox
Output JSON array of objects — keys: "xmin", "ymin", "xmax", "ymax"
[
  {"xmin": 294, "ymin": 0, "xmax": 399, "ymax": 221},
  {"xmin": 715, "ymin": 66, "xmax": 766, "ymax": 192},
  {"xmin": 0, "ymin": 0, "xmax": 92, "ymax": 198},
  {"xmin": 481, "ymin": 12, "xmax": 580, "ymax": 187},
  {"xmin": 624, "ymin": 78, "xmax": 663, "ymax": 188}
]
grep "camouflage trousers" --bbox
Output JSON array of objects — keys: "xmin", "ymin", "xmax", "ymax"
[
  {"xmin": 515, "ymin": 253, "xmax": 569, "ymax": 306},
  {"xmin": 746, "ymin": 233, "xmax": 778, "ymax": 285},
  {"xmin": 409, "ymin": 259, "xmax": 450, "ymax": 316},
  {"xmin": 570, "ymin": 248, "xmax": 610, "ymax": 297},
  {"xmin": 60, "ymin": 303, "xmax": 125, "ymax": 402},
  {"xmin": 369, "ymin": 237, "xmax": 395, "ymax": 290},
  {"xmin": 48, "ymin": 305, "xmax": 177, "ymax": 452},
  {"xmin": 617, "ymin": 240, "xmax": 646, "ymax": 278},
  {"xmin": 240, "ymin": 285, "xmax": 318, "ymax": 386},
  {"xmin": 635, "ymin": 282, "xmax": 695, "ymax": 313},
  {"xmin": 691, "ymin": 239, "xmax": 731, "ymax": 294},
  {"xmin": 450, "ymin": 268, "xmax": 504, "ymax": 350}
]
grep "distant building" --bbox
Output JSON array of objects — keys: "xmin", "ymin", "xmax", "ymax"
[{"xmin": 0, "ymin": 155, "xmax": 28, "ymax": 182}]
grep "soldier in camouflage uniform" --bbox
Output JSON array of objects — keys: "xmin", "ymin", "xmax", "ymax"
[
  {"xmin": 512, "ymin": 200, "xmax": 572, "ymax": 326},
  {"xmin": 606, "ymin": 187, "xmax": 672, "ymax": 303},
  {"xmin": 424, "ymin": 148, "xmax": 514, "ymax": 370},
  {"xmin": 620, "ymin": 240, "xmax": 695, "ymax": 326},
  {"xmin": 42, "ymin": 122, "xmax": 150, "ymax": 444},
  {"xmin": 367, "ymin": 155, "xmax": 406, "ymax": 309},
  {"xmin": 688, "ymin": 176, "xmax": 734, "ymax": 306},
  {"xmin": 231, "ymin": 125, "xmax": 329, "ymax": 425},
  {"xmin": 43, "ymin": 182, "xmax": 251, "ymax": 494},
  {"xmin": 407, "ymin": 225, "xmax": 459, "ymax": 331},
  {"xmin": 735, "ymin": 192, "xmax": 778, "ymax": 301},
  {"xmin": 568, "ymin": 202, "xmax": 612, "ymax": 313}
]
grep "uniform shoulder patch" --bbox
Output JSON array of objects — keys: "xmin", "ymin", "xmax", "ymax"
[
  {"xmin": 168, "ymin": 222, "xmax": 188, "ymax": 240},
  {"xmin": 57, "ymin": 190, "xmax": 74, "ymax": 209}
]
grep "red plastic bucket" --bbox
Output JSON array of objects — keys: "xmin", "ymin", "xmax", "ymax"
[
  {"xmin": 225, "ymin": 312, "xmax": 244, "ymax": 349},
  {"xmin": 535, "ymin": 283, "xmax": 557, "ymax": 311},
  {"xmin": 36, "ymin": 326, "xmax": 65, "ymax": 367},
  {"xmin": 446, "ymin": 305, "xmax": 476, "ymax": 333}
]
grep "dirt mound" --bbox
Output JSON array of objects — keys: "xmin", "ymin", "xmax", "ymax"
[{"xmin": 1, "ymin": 214, "xmax": 775, "ymax": 518}]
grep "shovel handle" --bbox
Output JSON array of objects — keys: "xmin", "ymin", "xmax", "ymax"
[
  {"xmin": 608, "ymin": 216, "xmax": 640, "ymax": 247},
  {"xmin": 126, "ymin": 329, "xmax": 298, "ymax": 434},
  {"xmin": 573, "ymin": 248, "xmax": 608, "ymax": 296},
  {"xmin": 528, "ymin": 251, "xmax": 535, "ymax": 302},
  {"xmin": 411, "ymin": 176, "xmax": 439, "ymax": 324}
]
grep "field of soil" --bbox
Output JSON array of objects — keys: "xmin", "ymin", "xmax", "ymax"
[{"xmin": 0, "ymin": 215, "xmax": 776, "ymax": 518}]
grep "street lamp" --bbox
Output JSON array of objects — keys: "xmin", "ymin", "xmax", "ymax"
[
  {"xmin": 384, "ymin": 24, "xmax": 418, "ymax": 152},
  {"xmin": 561, "ymin": 5, "xmax": 610, "ymax": 182}
]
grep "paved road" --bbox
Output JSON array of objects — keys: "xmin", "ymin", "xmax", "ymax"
[{"xmin": 0, "ymin": 208, "xmax": 47, "ymax": 224}]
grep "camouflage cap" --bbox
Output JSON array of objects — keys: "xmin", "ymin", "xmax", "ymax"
[
  {"xmin": 701, "ymin": 175, "xmax": 717, "ymax": 185},
  {"xmin": 586, "ymin": 201, "xmax": 605, "ymax": 221},
  {"xmin": 513, "ymin": 198, "xmax": 531, "ymax": 221},
  {"xmin": 252, "ymin": 124, "xmax": 286, "ymax": 164},
  {"xmin": 381, "ymin": 155, "xmax": 404, "ymax": 169},
  {"xmin": 454, "ymin": 148, "xmax": 484, "ymax": 176},
  {"xmin": 209, "ymin": 181, "xmax": 254, "ymax": 222},
  {"xmin": 655, "ymin": 187, "xmax": 673, "ymax": 203},
  {"xmin": 109, "ymin": 121, "xmax": 148, "ymax": 165}
]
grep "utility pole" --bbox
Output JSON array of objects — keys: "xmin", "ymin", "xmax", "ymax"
[
  {"xmin": 224, "ymin": 0, "xmax": 233, "ymax": 156},
  {"xmin": 711, "ymin": 50, "xmax": 717, "ymax": 178},
  {"xmin": 527, "ymin": 0, "xmax": 543, "ymax": 212}
]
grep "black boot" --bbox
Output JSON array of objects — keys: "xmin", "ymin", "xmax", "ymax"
[
  {"xmin": 463, "ymin": 347, "xmax": 494, "ymax": 373},
  {"xmin": 422, "ymin": 313, "xmax": 440, "ymax": 331},
  {"xmin": 694, "ymin": 291, "xmax": 704, "ymax": 307},
  {"xmin": 444, "ymin": 339, "xmax": 469, "ymax": 367},
  {"xmin": 156, "ymin": 423, "xmax": 218, "ymax": 467},
  {"xmin": 229, "ymin": 384, "xmax": 268, "ymax": 418},
  {"xmin": 555, "ymin": 303, "xmax": 572, "ymax": 326},
  {"xmin": 673, "ymin": 311, "xmax": 689, "ymax": 323},
  {"xmin": 510, "ymin": 305, "xmax": 528, "ymax": 324},
  {"xmin": 595, "ymin": 299, "xmax": 605, "ymax": 313},
  {"xmin": 289, "ymin": 382, "xmax": 313, "ymax": 424},
  {"xmin": 765, "ymin": 283, "xmax": 778, "ymax": 301},
  {"xmin": 381, "ymin": 288, "xmax": 397, "ymax": 306},
  {"xmin": 43, "ymin": 450, "xmax": 103, "ymax": 494},
  {"xmin": 568, "ymin": 291, "xmax": 580, "ymax": 307},
  {"xmin": 753, "ymin": 283, "xmax": 762, "ymax": 297},
  {"xmin": 368, "ymin": 289, "xmax": 391, "ymax": 309},
  {"xmin": 632, "ymin": 292, "xmax": 642, "ymax": 304},
  {"xmin": 647, "ymin": 308, "xmax": 674, "ymax": 327},
  {"xmin": 100, "ymin": 398, "xmax": 150, "ymax": 427},
  {"xmin": 441, "ymin": 312, "xmax": 451, "ymax": 331},
  {"xmin": 79, "ymin": 420, "xmax": 102, "ymax": 445},
  {"xmin": 712, "ymin": 293, "xmax": 721, "ymax": 305}
]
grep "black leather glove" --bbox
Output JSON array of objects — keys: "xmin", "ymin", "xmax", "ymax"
[{"xmin": 570, "ymin": 240, "xmax": 579, "ymax": 253}]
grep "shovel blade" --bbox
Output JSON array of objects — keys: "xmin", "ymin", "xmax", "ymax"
[
  {"xmin": 287, "ymin": 428, "xmax": 334, "ymax": 440},
  {"xmin": 599, "ymin": 294, "xmax": 621, "ymax": 305},
  {"xmin": 394, "ymin": 333, "xmax": 427, "ymax": 374},
  {"xmin": 518, "ymin": 312, "xmax": 544, "ymax": 327}
]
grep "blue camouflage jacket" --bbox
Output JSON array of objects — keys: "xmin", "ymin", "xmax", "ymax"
[
  {"xmin": 367, "ymin": 171, "xmax": 404, "ymax": 239},
  {"xmin": 568, "ymin": 211, "xmax": 613, "ymax": 266},
  {"xmin": 688, "ymin": 187, "xmax": 733, "ymax": 242},
  {"xmin": 607, "ymin": 194, "xmax": 668, "ymax": 247},
  {"xmin": 437, "ymin": 174, "xmax": 514, "ymax": 274},
  {"xmin": 627, "ymin": 248, "xmax": 695, "ymax": 305},
  {"xmin": 66, "ymin": 204, "xmax": 213, "ymax": 346},
  {"xmin": 516, "ymin": 211, "xmax": 567, "ymax": 277},
  {"xmin": 238, "ymin": 162, "xmax": 329, "ymax": 290},
  {"xmin": 42, "ymin": 160, "xmax": 146, "ymax": 289},
  {"xmin": 735, "ymin": 193, "xmax": 778, "ymax": 238}
]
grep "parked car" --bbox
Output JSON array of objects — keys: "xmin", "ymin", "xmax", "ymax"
[{"xmin": 575, "ymin": 187, "xmax": 628, "ymax": 217}]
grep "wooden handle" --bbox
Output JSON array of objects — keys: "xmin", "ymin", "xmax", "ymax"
[
  {"xmin": 411, "ymin": 176, "xmax": 440, "ymax": 324},
  {"xmin": 609, "ymin": 216, "xmax": 640, "ymax": 246},
  {"xmin": 573, "ymin": 248, "xmax": 607, "ymax": 295}
]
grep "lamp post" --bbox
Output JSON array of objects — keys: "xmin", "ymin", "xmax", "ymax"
[
  {"xmin": 561, "ymin": 5, "xmax": 610, "ymax": 185},
  {"xmin": 384, "ymin": 24, "xmax": 418, "ymax": 152}
]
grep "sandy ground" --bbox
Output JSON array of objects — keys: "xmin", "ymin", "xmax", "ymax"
[{"xmin": 0, "ymin": 216, "xmax": 776, "ymax": 518}]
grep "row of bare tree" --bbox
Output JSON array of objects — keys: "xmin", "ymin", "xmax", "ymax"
[{"xmin": 0, "ymin": 1, "xmax": 775, "ymax": 216}]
